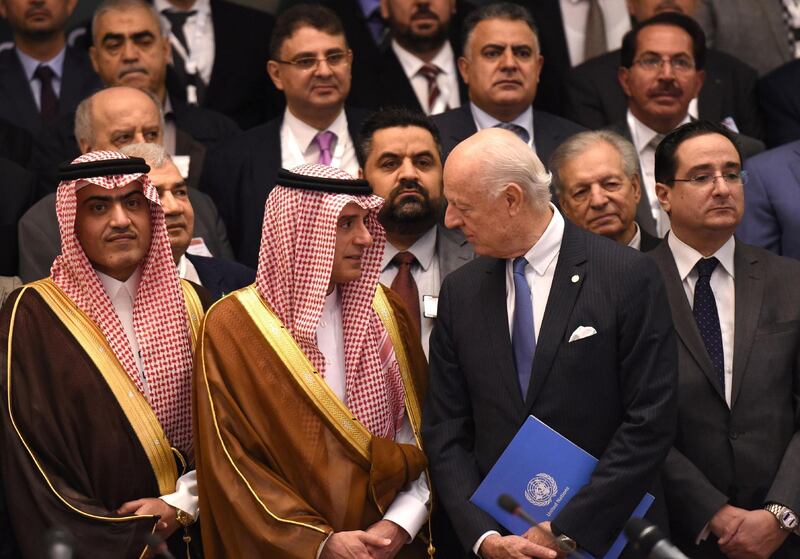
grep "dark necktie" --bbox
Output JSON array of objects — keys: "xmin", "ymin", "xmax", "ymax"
[
  {"xmin": 390, "ymin": 251, "xmax": 421, "ymax": 334},
  {"xmin": 512, "ymin": 256, "xmax": 535, "ymax": 398},
  {"xmin": 494, "ymin": 121, "xmax": 530, "ymax": 144},
  {"xmin": 584, "ymin": 0, "xmax": 608, "ymax": 61},
  {"xmin": 162, "ymin": 10, "xmax": 206, "ymax": 104},
  {"xmin": 418, "ymin": 63, "xmax": 447, "ymax": 114},
  {"xmin": 34, "ymin": 65, "xmax": 58, "ymax": 123},
  {"xmin": 162, "ymin": 10, "xmax": 196, "ymax": 52},
  {"xmin": 693, "ymin": 257, "xmax": 725, "ymax": 392}
]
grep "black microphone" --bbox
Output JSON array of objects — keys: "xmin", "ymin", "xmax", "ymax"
[
  {"xmin": 44, "ymin": 528, "xmax": 73, "ymax": 559},
  {"xmin": 624, "ymin": 518, "xmax": 689, "ymax": 559},
  {"xmin": 497, "ymin": 494, "xmax": 584, "ymax": 557},
  {"xmin": 144, "ymin": 534, "xmax": 177, "ymax": 559}
]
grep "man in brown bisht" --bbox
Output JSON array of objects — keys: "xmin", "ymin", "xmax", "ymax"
[
  {"xmin": 194, "ymin": 164, "xmax": 431, "ymax": 558},
  {"xmin": 0, "ymin": 151, "xmax": 212, "ymax": 558}
]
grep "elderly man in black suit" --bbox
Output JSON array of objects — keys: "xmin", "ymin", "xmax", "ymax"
[
  {"xmin": 563, "ymin": 0, "xmax": 762, "ymax": 140},
  {"xmin": 550, "ymin": 129, "xmax": 660, "ymax": 252},
  {"xmin": 201, "ymin": 4, "xmax": 367, "ymax": 268},
  {"xmin": 423, "ymin": 127, "xmax": 677, "ymax": 558},
  {"xmin": 432, "ymin": 2, "xmax": 584, "ymax": 167},
  {"xmin": 651, "ymin": 120, "xmax": 800, "ymax": 558},
  {"xmin": 0, "ymin": 0, "xmax": 102, "ymax": 136}
]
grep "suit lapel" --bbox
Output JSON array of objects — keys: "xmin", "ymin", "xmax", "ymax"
[
  {"xmin": 436, "ymin": 225, "xmax": 472, "ymax": 279},
  {"xmin": 730, "ymin": 242, "xmax": 763, "ymax": 408},
  {"xmin": 448, "ymin": 105, "xmax": 478, "ymax": 148},
  {"xmin": 379, "ymin": 49, "xmax": 424, "ymax": 113},
  {"xmin": 0, "ymin": 51, "xmax": 40, "ymax": 132},
  {"xmin": 59, "ymin": 48, "xmax": 83, "ymax": 118},
  {"xmin": 481, "ymin": 258, "xmax": 527, "ymax": 414},
  {"xmin": 526, "ymin": 221, "xmax": 586, "ymax": 408},
  {"xmin": 652, "ymin": 241, "xmax": 726, "ymax": 402}
]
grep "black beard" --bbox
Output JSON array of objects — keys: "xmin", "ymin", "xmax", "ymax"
[
  {"xmin": 379, "ymin": 179, "xmax": 442, "ymax": 236},
  {"xmin": 392, "ymin": 10, "xmax": 449, "ymax": 54}
]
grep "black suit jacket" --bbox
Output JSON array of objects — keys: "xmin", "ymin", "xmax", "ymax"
[
  {"xmin": 757, "ymin": 59, "xmax": 800, "ymax": 148},
  {"xmin": 564, "ymin": 48, "xmax": 763, "ymax": 139},
  {"xmin": 0, "ymin": 46, "xmax": 101, "ymax": 136},
  {"xmin": 0, "ymin": 117, "xmax": 33, "ymax": 168},
  {"xmin": 0, "ymin": 158, "xmax": 36, "ymax": 276},
  {"xmin": 165, "ymin": 0, "xmax": 280, "ymax": 130},
  {"xmin": 526, "ymin": 0, "xmax": 573, "ymax": 116},
  {"xmin": 423, "ymin": 220, "xmax": 677, "ymax": 556},
  {"xmin": 640, "ymin": 228, "xmax": 661, "ymax": 252},
  {"xmin": 168, "ymin": 96, "xmax": 241, "ymax": 152},
  {"xmin": 650, "ymin": 239, "xmax": 800, "ymax": 558},
  {"xmin": 349, "ymin": 43, "xmax": 468, "ymax": 113},
  {"xmin": 185, "ymin": 253, "xmax": 254, "ymax": 300},
  {"xmin": 200, "ymin": 107, "xmax": 368, "ymax": 268},
  {"xmin": 431, "ymin": 104, "xmax": 585, "ymax": 165}
]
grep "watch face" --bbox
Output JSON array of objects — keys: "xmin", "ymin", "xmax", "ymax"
[{"xmin": 781, "ymin": 511, "xmax": 799, "ymax": 529}]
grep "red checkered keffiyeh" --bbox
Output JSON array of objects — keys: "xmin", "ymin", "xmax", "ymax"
[
  {"xmin": 50, "ymin": 150, "xmax": 194, "ymax": 455},
  {"xmin": 256, "ymin": 164, "xmax": 406, "ymax": 438}
]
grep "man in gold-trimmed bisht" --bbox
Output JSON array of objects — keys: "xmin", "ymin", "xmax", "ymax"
[
  {"xmin": 194, "ymin": 164, "xmax": 432, "ymax": 558},
  {"xmin": 0, "ymin": 151, "xmax": 212, "ymax": 558}
]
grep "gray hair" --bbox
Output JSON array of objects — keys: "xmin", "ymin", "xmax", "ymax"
[
  {"xmin": 92, "ymin": 0, "xmax": 166, "ymax": 44},
  {"xmin": 462, "ymin": 2, "xmax": 539, "ymax": 56},
  {"xmin": 74, "ymin": 86, "xmax": 166, "ymax": 146},
  {"xmin": 119, "ymin": 142, "xmax": 170, "ymax": 169},
  {"xmin": 549, "ymin": 130, "xmax": 640, "ymax": 196},
  {"xmin": 478, "ymin": 132, "xmax": 552, "ymax": 212}
]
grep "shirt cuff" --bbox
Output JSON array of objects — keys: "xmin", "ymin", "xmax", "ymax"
[
  {"xmin": 159, "ymin": 470, "xmax": 199, "ymax": 519},
  {"xmin": 696, "ymin": 522, "xmax": 711, "ymax": 545},
  {"xmin": 473, "ymin": 530, "xmax": 502, "ymax": 557},
  {"xmin": 316, "ymin": 532, "xmax": 333, "ymax": 559},
  {"xmin": 382, "ymin": 473, "xmax": 430, "ymax": 541}
]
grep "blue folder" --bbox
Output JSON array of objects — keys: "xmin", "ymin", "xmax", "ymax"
[{"xmin": 470, "ymin": 416, "xmax": 654, "ymax": 559}]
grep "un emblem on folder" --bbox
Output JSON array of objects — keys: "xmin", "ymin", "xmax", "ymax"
[{"xmin": 524, "ymin": 473, "xmax": 558, "ymax": 507}]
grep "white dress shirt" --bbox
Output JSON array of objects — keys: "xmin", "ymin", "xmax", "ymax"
[
  {"xmin": 560, "ymin": 0, "xmax": 631, "ymax": 66},
  {"xmin": 281, "ymin": 108, "xmax": 359, "ymax": 176},
  {"xmin": 15, "ymin": 46, "xmax": 65, "ymax": 109},
  {"xmin": 470, "ymin": 102, "xmax": 535, "ymax": 151},
  {"xmin": 316, "ymin": 289, "xmax": 430, "ymax": 548},
  {"xmin": 178, "ymin": 254, "xmax": 202, "ymax": 285},
  {"xmin": 390, "ymin": 39, "xmax": 460, "ymax": 115},
  {"xmin": 380, "ymin": 227, "xmax": 440, "ymax": 357},
  {"xmin": 627, "ymin": 110, "xmax": 691, "ymax": 237},
  {"xmin": 96, "ymin": 268, "xmax": 199, "ymax": 517},
  {"xmin": 667, "ymin": 232, "xmax": 735, "ymax": 406},
  {"xmin": 474, "ymin": 206, "xmax": 564, "ymax": 556},
  {"xmin": 154, "ymin": 0, "xmax": 215, "ymax": 84}
]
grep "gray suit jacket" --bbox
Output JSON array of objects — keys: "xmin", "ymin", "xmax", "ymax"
[
  {"xmin": 695, "ymin": 0, "xmax": 791, "ymax": 77},
  {"xmin": 17, "ymin": 189, "xmax": 233, "ymax": 283},
  {"xmin": 650, "ymin": 238, "xmax": 800, "ymax": 558},
  {"xmin": 436, "ymin": 225, "xmax": 473, "ymax": 280}
]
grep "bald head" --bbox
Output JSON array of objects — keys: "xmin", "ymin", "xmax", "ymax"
[
  {"xmin": 443, "ymin": 128, "xmax": 553, "ymax": 258},
  {"xmin": 75, "ymin": 86, "xmax": 164, "ymax": 153}
]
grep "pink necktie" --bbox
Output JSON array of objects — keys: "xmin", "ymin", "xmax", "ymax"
[{"xmin": 314, "ymin": 130, "xmax": 336, "ymax": 166}]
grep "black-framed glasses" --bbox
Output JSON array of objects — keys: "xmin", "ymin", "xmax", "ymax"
[
  {"xmin": 634, "ymin": 54, "xmax": 695, "ymax": 73},
  {"xmin": 274, "ymin": 50, "xmax": 351, "ymax": 71},
  {"xmin": 672, "ymin": 170, "xmax": 749, "ymax": 187}
]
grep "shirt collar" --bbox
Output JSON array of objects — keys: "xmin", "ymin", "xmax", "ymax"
[
  {"xmin": 520, "ymin": 203, "xmax": 564, "ymax": 275},
  {"xmin": 390, "ymin": 38, "xmax": 455, "ymax": 79},
  {"xmin": 627, "ymin": 109, "xmax": 691, "ymax": 154},
  {"xmin": 470, "ymin": 102, "xmax": 534, "ymax": 143},
  {"xmin": 667, "ymin": 231, "xmax": 736, "ymax": 281},
  {"xmin": 154, "ymin": 0, "xmax": 210, "ymax": 16},
  {"xmin": 627, "ymin": 222, "xmax": 642, "ymax": 250},
  {"xmin": 97, "ymin": 266, "xmax": 143, "ymax": 303},
  {"xmin": 382, "ymin": 226, "xmax": 438, "ymax": 272},
  {"xmin": 357, "ymin": 0, "xmax": 381, "ymax": 16},
  {"xmin": 16, "ymin": 46, "xmax": 66, "ymax": 82},
  {"xmin": 283, "ymin": 107, "xmax": 348, "ymax": 153}
]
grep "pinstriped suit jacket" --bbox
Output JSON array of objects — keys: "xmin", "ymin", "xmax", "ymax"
[{"xmin": 423, "ymin": 220, "xmax": 678, "ymax": 557}]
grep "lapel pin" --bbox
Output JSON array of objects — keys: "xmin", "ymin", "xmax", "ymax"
[{"xmin": 571, "ymin": 274, "xmax": 580, "ymax": 283}]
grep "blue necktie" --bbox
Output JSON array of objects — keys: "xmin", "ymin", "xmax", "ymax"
[
  {"xmin": 494, "ymin": 122, "xmax": 530, "ymax": 144},
  {"xmin": 693, "ymin": 257, "xmax": 725, "ymax": 392},
  {"xmin": 512, "ymin": 256, "xmax": 536, "ymax": 398}
]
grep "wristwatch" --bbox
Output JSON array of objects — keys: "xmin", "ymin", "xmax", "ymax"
[
  {"xmin": 175, "ymin": 507, "xmax": 195, "ymax": 527},
  {"xmin": 764, "ymin": 503, "xmax": 799, "ymax": 533},
  {"xmin": 555, "ymin": 534, "xmax": 577, "ymax": 553}
]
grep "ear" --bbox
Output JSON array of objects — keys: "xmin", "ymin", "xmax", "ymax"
[
  {"xmin": 89, "ymin": 45, "xmax": 100, "ymax": 73},
  {"xmin": 379, "ymin": 0, "xmax": 390, "ymax": 21},
  {"xmin": 618, "ymin": 67, "xmax": 632, "ymax": 97},
  {"xmin": 267, "ymin": 60, "xmax": 284, "ymax": 91},
  {"xmin": 161, "ymin": 35, "xmax": 171, "ymax": 65},
  {"xmin": 534, "ymin": 54, "xmax": 544, "ymax": 83},
  {"xmin": 66, "ymin": 0, "xmax": 78, "ymax": 17},
  {"xmin": 630, "ymin": 174, "xmax": 642, "ymax": 204},
  {"xmin": 0, "ymin": 2, "xmax": 6, "ymax": 18},
  {"xmin": 79, "ymin": 139, "xmax": 91, "ymax": 154},
  {"xmin": 655, "ymin": 182, "xmax": 671, "ymax": 214},
  {"xmin": 457, "ymin": 56, "xmax": 469, "ymax": 85},
  {"xmin": 504, "ymin": 182, "xmax": 525, "ymax": 216},
  {"xmin": 357, "ymin": 167, "xmax": 364, "ymax": 179},
  {"xmin": 692, "ymin": 69, "xmax": 706, "ymax": 99}
]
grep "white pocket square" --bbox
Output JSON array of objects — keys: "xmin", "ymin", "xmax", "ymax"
[{"xmin": 569, "ymin": 326, "xmax": 597, "ymax": 343}]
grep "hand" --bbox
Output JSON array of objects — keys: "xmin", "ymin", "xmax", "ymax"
[
  {"xmin": 479, "ymin": 533, "xmax": 558, "ymax": 559},
  {"xmin": 709, "ymin": 504, "xmax": 748, "ymax": 539},
  {"xmin": 717, "ymin": 509, "xmax": 790, "ymax": 559},
  {"xmin": 364, "ymin": 519, "xmax": 409, "ymax": 559},
  {"xmin": 116, "ymin": 498, "xmax": 180, "ymax": 559},
  {"xmin": 320, "ymin": 530, "xmax": 391, "ymax": 559},
  {"xmin": 523, "ymin": 522, "xmax": 567, "ymax": 558}
]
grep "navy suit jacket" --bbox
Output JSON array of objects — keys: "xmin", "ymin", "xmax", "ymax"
[
  {"xmin": 431, "ymin": 104, "xmax": 585, "ymax": 165},
  {"xmin": 738, "ymin": 140, "xmax": 800, "ymax": 260},
  {"xmin": 757, "ymin": 59, "xmax": 800, "ymax": 147},
  {"xmin": 186, "ymin": 253, "xmax": 254, "ymax": 300},
  {"xmin": 423, "ymin": 219, "xmax": 677, "ymax": 556},
  {"xmin": 0, "ymin": 158, "xmax": 36, "ymax": 276}
]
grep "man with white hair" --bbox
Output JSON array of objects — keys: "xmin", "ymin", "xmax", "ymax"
[{"xmin": 423, "ymin": 128, "xmax": 678, "ymax": 558}]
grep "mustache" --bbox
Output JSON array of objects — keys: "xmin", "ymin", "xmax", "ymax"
[
  {"xmin": 411, "ymin": 5, "xmax": 440, "ymax": 21},
  {"xmin": 119, "ymin": 66, "xmax": 149, "ymax": 78},
  {"xmin": 388, "ymin": 179, "xmax": 430, "ymax": 204},
  {"xmin": 649, "ymin": 82, "xmax": 683, "ymax": 97}
]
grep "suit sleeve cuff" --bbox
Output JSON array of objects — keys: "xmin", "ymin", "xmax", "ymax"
[{"xmin": 473, "ymin": 530, "xmax": 501, "ymax": 557}]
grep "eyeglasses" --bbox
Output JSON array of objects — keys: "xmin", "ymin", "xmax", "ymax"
[
  {"xmin": 672, "ymin": 171, "xmax": 749, "ymax": 187},
  {"xmin": 274, "ymin": 50, "xmax": 351, "ymax": 71},
  {"xmin": 633, "ymin": 54, "xmax": 695, "ymax": 73}
]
